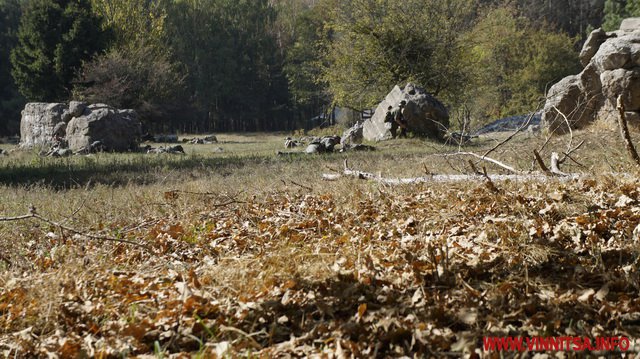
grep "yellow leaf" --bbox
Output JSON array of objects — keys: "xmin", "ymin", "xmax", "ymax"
[{"xmin": 357, "ymin": 303, "xmax": 367, "ymax": 318}]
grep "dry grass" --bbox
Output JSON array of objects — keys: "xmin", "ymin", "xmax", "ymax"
[{"xmin": 2, "ymin": 126, "xmax": 640, "ymax": 357}]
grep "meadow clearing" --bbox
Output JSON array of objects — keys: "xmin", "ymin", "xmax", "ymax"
[{"xmin": 1, "ymin": 125, "xmax": 640, "ymax": 357}]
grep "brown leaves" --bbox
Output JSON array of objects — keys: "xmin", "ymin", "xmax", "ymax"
[{"xmin": 4, "ymin": 178, "xmax": 640, "ymax": 356}]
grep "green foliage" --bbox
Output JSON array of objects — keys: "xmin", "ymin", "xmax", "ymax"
[
  {"xmin": 321, "ymin": 0, "xmax": 477, "ymax": 109},
  {"xmin": 10, "ymin": 0, "xmax": 108, "ymax": 102},
  {"xmin": 0, "ymin": 0, "xmax": 24, "ymax": 135},
  {"xmin": 72, "ymin": 44, "xmax": 186, "ymax": 131},
  {"xmin": 166, "ymin": 0, "xmax": 289, "ymax": 131},
  {"xmin": 462, "ymin": 6, "xmax": 580, "ymax": 124},
  {"xmin": 90, "ymin": 0, "xmax": 167, "ymax": 50},
  {"xmin": 603, "ymin": 0, "xmax": 627, "ymax": 31},
  {"xmin": 283, "ymin": 2, "xmax": 331, "ymax": 122},
  {"xmin": 602, "ymin": 0, "xmax": 640, "ymax": 31}
]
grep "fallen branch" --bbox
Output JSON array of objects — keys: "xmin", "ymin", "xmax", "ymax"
[
  {"xmin": 483, "ymin": 111, "xmax": 536, "ymax": 158},
  {"xmin": 321, "ymin": 160, "xmax": 578, "ymax": 184},
  {"xmin": 616, "ymin": 95, "xmax": 640, "ymax": 166},
  {"xmin": 0, "ymin": 206, "xmax": 149, "ymax": 250},
  {"xmin": 533, "ymin": 149, "xmax": 552, "ymax": 175},
  {"xmin": 533, "ymin": 150, "xmax": 569, "ymax": 177},
  {"xmin": 439, "ymin": 152, "xmax": 523, "ymax": 174},
  {"xmin": 549, "ymin": 152, "xmax": 567, "ymax": 176}
]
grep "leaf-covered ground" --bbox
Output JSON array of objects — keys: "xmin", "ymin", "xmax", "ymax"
[{"xmin": 2, "ymin": 173, "xmax": 640, "ymax": 357}]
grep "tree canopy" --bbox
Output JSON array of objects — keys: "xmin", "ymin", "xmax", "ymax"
[
  {"xmin": 0, "ymin": 0, "xmax": 613, "ymax": 135},
  {"xmin": 10, "ymin": 0, "xmax": 108, "ymax": 102}
]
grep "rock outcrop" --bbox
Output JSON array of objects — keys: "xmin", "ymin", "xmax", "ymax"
[
  {"xmin": 20, "ymin": 102, "xmax": 141, "ymax": 152},
  {"xmin": 19, "ymin": 103, "xmax": 68, "ymax": 148},
  {"xmin": 66, "ymin": 105, "xmax": 141, "ymax": 152},
  {"xmin": 363, "ymin": 83, "xmax": 449, "ymax": 141},
  {"xmin": 542, "ymin": 18, "xmax": 640, "ymax": 132},
  {"xmin": 341, "ymin": 121, "xmax": 364, "ymax": 147}
]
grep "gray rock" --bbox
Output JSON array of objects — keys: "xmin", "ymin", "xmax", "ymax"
[
  {"xmin": 305, "ymin": 143, "xmax": 325, "ymax": 154},
  {"xmin": 320, "ymin": 135, "xmax": 340, "ymax": 152},
  {"xmin": 591, "ymin": 34, "xmax": 640, "ymax": 73},
  {"xmin": 20, "ymin": 103, "xmax": 67, "ymax": 148},
  {"xmin": 580, "ymin": 28, "xmax": 611, "ymax": 67},
  {"xmin": 600, "ymin": 68, "xmax": 640, "ymax": 111},
  {"xmin": 167, "ymin": 145, "xmax": 185, "ymax": 153},
  {"xmin": 363, "ymin": 83, "xmax": 449, "ymax": 141},
  {"xmin": 542, "ymin": 18, "xmax": 640, "ymax": 133},
  {"xmin": 147, "ymin": 145, "xmax": 185, "ymax": 154},
  {"xmin": 341, "ymin": 121, "xmax": 364, "ymax": 147},
  {"xmin": 203, "ymin": 135, "xmax": 217, "ymax": 143},
  {"xmin": 68, "ymin": 101, "xmax": 87, "ymax": 117},
  {"xmin": 541, "ymin": 74, "xmax": 599, "ymax": 133},
  {"xmin": 52, "ymin": 122, "xmax": 67, "ymax": 137},
  {"xmin": 620, "ymin": 18, "xmax": 640, "ymax": 32},
  {"xmin": 66, "ymin": 105, "xmax": 141, "ymax": 153}
]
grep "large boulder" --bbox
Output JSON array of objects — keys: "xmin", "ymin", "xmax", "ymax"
[
  {"xmin": 542, "ymin": 19, "xmax": 640, "ymax": 132},
  {"xmin": 19, "ymin": 103, "xmax": 68, "ymax": 148},
  {"xmin": 363, "ymin": 83, "xmax": 449, "ymax": 141},
  {"xmin": 66, "ymin": 104, "xmax": 142, "ymax": 152},
  {"xmin": 341, "ymin": 121, "xmax": 364, "ymax": 147},
  {"xmin": 580, "ymin": 28, "xmax": 612, "ymax": 67}
]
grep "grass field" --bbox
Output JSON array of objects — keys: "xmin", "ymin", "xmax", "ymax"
[{"xmin": 2, "ymin": 125, "xmax": 640, "ymax": 357}]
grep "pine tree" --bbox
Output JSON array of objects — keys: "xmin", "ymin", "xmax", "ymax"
[
  {"xmin": 0, "ymin": 0, "xmax": 24, "ymax": 134},
  {"xmin": 10, "ymin": 0, "xmax": 108, "ymax": 101}
]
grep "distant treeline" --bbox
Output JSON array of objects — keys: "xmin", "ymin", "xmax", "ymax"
[{"xmin": 0, "ymin": 0, "xmax": 633, "ymax": 135}]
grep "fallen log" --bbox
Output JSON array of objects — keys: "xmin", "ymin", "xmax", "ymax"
[{"xmin": 322, "ymin": 160, "xmax": 579, "ymax": 184}]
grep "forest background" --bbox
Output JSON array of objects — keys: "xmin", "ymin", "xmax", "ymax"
[{"xmin": 0, "ymin": 0, "xmax": 639, "ymax": 136}]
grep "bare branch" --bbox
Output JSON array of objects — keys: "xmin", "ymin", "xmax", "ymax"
[
  {"xmin": 533, "ymin": 149, "xmax": 552, "ymax": 175},
  {"xmin": 0, "ymin": 207, "xmax": 149, "ymax": 250},
  {"xmin": 441, "ymin": 152, "xmax": 523, "ymax": 174},
  {"xmin": 550, "ymin": 152, "xmax": 568, "ymax": 176},
  {"xmin": 483, "ymin": 111, "xmax": 536, "ymax": 158},
  {"xmin": 616, "ymin": 95, "xmax": 640, "ymax": 166},
  {"xmin": 322, "ymin": 161, "xmax": 579, "ymax": 184}
]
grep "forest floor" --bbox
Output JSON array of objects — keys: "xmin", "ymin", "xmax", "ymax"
[{"xmin": 2, "ymin": 123, "xmax": 640, "ymax": 357}]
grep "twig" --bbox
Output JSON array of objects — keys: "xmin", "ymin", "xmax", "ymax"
[
  {"xmin": 440, "ymin": 152, "xmax": 522, "ymax": 174},
  {"xmin": 533, "ymin": 149, "xmax": 552, "ymax": 175},
  {"xmin": 220, "ymin": 324, "xmax": 262, "ymax": 350},
  {"xmin": 289, "ymin": 179, "xmax": 313, "ymax": 192},
  {"xmin": 481, "ymin": 166, "xmax": 500, "ymax": 193},
  {"xmin": 552, "ymin": 105, "xmax": 574, "ymax": 152},
  {"xmin": 616, "ymin": 95, "xmax": 640, "ymax": 166},
  {"xmin": 0, "ymin": 207, "xmax": 149, "ymax": 250},
  {"xmin": 467, "ymin": 160, "xmax": 481, "ymax": 175},
  {"xmin": 533, "ymin": 150, "xmax": 567, "ymax": 176},
  {"xmin": 483, "ymin": 112, "xmax": 535, "ymax": 158},
  {"xmin": 558, "ymin": 140, "xmax": 585, "ymax": 165}
]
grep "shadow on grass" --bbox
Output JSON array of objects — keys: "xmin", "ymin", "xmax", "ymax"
[
  {"xmin": 0, "ymin": 153, "xmax": 260, "ymax": 189},
  {"xmin": 0, "ymin": 151, "xmax": 350, "ymax": 189}
]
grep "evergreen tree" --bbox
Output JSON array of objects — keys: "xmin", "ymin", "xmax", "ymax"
[
  {"xmin": 10, "ymin": 0, "xmax": 108, "ymax": 101},
  {"xmin": 0, "ymin": 0, "xmax": 24, "ymax": 135}
]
